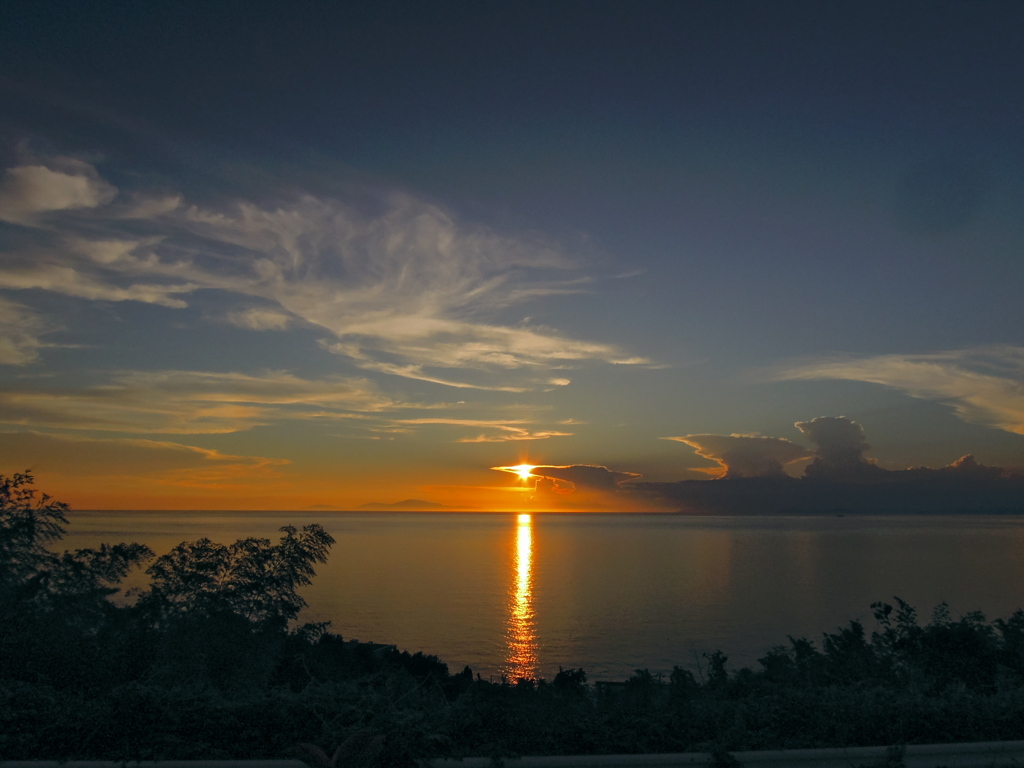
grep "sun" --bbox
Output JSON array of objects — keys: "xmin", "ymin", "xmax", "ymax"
[
  {"xmin": 489, "ymin": 463, "xmax": 540, "ymax": 483},
  {"xmin": 510, "ymin": 464, "xmax": 537, "ymax": 481}
]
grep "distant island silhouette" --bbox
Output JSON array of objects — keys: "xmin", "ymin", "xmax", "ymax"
[{"xmin": 358, "ymin": 499, "xmax": 462, "ymax": 511}]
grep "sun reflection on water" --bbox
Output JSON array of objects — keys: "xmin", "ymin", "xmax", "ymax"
[{"xmin": 504, "ymin": 512, "xmax": 537, "ymax": 681}]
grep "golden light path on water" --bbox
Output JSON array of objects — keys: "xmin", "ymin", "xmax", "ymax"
[{"xmin": 504, "ymin": 513, "xmax": 538, "ymax": 680}]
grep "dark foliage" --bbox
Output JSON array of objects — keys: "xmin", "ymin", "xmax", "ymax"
[
  {"xmin": 3, "ymin": 471, "xmax": 1024, "ymax": 763},
  {"xmin": 138, "ymin": 524, "xmax": 334, "ymax": 628}
]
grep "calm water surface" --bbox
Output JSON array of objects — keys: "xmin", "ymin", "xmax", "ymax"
[{"xmin": 62, "ymin": 512, "xmax": 1024, "ymax": 681}]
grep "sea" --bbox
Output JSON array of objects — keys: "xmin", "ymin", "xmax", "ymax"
[{"xmin": 61, "ymin": 511, "xmax": 1024, "ymax": 682}]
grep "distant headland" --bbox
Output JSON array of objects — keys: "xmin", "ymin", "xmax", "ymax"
[{"xmin": 358, "ymin": 499, "xmax": 464, "ymax": 511}]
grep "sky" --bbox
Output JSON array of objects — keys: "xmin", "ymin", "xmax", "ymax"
[{"xmin": 1, "ymin": 0, "xmax": 1023, "ymax": 510}]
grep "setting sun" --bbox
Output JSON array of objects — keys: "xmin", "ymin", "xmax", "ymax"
[
  {"xmin": 511, "ymin": 464, "xmax": 536, "ymax": 481},
  {"xmin": 490, "ymin": 463, "xmax": 539, "ymax": 483}
]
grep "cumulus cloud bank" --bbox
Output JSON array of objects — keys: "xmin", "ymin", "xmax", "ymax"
[
  {"xmin": 666, "ymin": 417, "xmax": 880, "ymax": 481},
  {"xmin": 775, "ymin": 346, "xmax": 1024, "ymax": 435},
  {"xmin": 795, "ymin": 416, "xmax": 882, "ymax": 480},
  {"xmin": 653, "ymin": 416, "xmax": 1024, "ymax": 513},
  {"xmin": 664, "ymin": 434, "xmax": 811, "ymax": 478}
]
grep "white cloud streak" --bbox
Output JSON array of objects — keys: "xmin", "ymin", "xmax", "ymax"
[
  {"xmin": 0, "ymin": 299, "xmax": 53, "ymax": 365},
  {"xmin": 0, "ymin": 369, "xmax": 413, "ymax": 434},
  {"xmin": 0, "ymin": 262, "xmax": 195, "ymax": 307},
  {"xmin": 393, "ymin": 417, "xmax": 573, "ymax": 443},
  {"xmin": 176, "ymin": 194, "xmax": 638, "ymax": 383},
  {"xmin": 0, "ymin": 161, "xmax": 117, "ymax": 223},
  {"xmin": 774, "ymin": 346, "xmax": 1024, "ymax": 435},
  {"xmin": 225, "ymin": 307, "xmax": 292, "ymax": 331},
  {"xmin": 0, "ymin": 429, "xmax": 288, "ymax": 483}
]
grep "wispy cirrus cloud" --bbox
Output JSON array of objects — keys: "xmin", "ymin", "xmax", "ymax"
[
  {"xmin": 773, "ymin": 346, "xmax": 1024, "ymax": 435},
  {"xmin": 333, "ymin": 357, "xmax": 530, "ymax": 393},
  {"xmin": 0, "ymin": 430, "xmax": 297, "ymax": 504},
  {"xmin": 0, "ymin": 261, "xmax": 196, "ymax": 307},
  {"xmin": 0, "ymin": 429, "xmax": 288, "ymax": 486},
  {"xmin": 225, "ymin": 307, "xmax": 293, "ymax": 331},
  {"xmin": 111, "ymin": 194, "xmax": 182, "ymax": 220},
  {"xmin": 173, "ymin": 193, "xmax": 643, "ymax": 387},
  {"xmin": 392, "ymin": 417, "xmax": 573, "ymax": 443},
  {"xmin": 0, "ymin": 298, "xmax": 54, "ymax": 365},
  {"xmin": 0, "ymin": 157, "xmax": 647, "ymax": 388},
  {"xmin": 457, "ymin": 430, "xmax": 573, "ymax": 443},
  {"xmin": 0, "ymin": 369, "xmax": 415, "ymax": 434}
]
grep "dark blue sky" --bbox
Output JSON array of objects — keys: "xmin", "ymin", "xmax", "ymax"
[{"xmin": 1, "ymin": 1, "xmax": 1023, "ymax": 507}]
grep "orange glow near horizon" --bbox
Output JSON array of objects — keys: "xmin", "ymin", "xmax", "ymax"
[{"xmin": 504, "ymin": 513, "xmax": 537, "ymax": 681}]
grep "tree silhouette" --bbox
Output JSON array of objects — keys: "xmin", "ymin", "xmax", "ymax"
[
  {"xmin": 1, "ymin": 471, "xmax": 152, "ymax": 624},
  {"xmin": 138, "ymin": 524, "xmax": 335, "ymax": 627}
]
